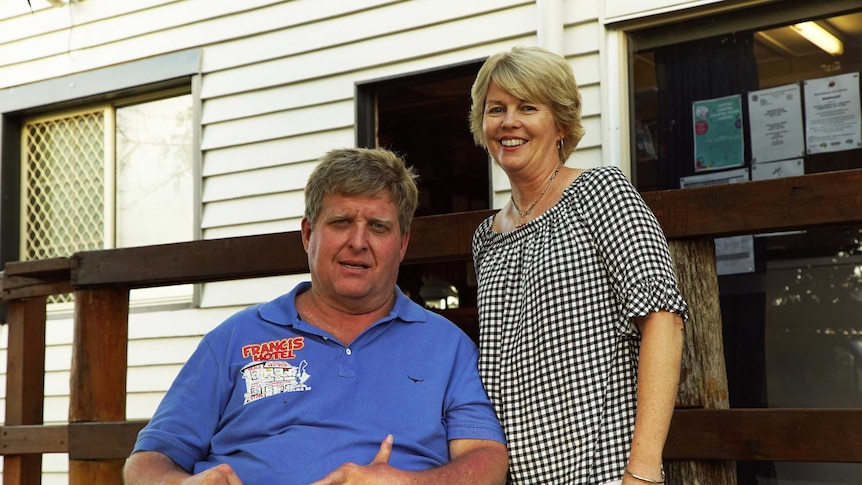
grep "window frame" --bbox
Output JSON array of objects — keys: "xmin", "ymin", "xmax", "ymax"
[
  {"xmin": 622, "ymin": 0, "xmax": 862, "ymax": 185},
  {"xmin": 0, "ymin": 50, "xmax": 203, "ymax": 311},
  {"xmin": 618, "ymin": 3, "xmax": 862, "ymax": 482}
]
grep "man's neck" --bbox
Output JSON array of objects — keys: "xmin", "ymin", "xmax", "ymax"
[{"xmin": 295, "ymin": 289, "xmax": 395, "ymax": 345}]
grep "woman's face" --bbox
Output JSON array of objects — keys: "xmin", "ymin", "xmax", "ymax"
[{"xmin": 482, "ymin": 80, "xmax": 563, "ymax": 174}]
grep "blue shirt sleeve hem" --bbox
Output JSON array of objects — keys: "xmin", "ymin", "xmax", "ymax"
[
  {"xmin": 132, "ymin": 434, "xmax": 200, "ymax": 472},
  {"xmin": 447, "ymin": 425, "xmax": 507, "ymax": 445}
]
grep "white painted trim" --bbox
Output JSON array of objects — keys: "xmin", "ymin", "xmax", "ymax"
[
  {"xmin": 599, "ymin": 27, "xmax": 631, "ymax": 177},
  {"xmin": 0, "ymin": 49, "xmax": 200, "ymax": 113},
  {"xmin": 537, "ymin": 0, "xmax": 564, "ymax": 54},
  {"xmin": 104, "ymin": 106, "xmax": 116, "ymax": 248},
  {"xmin": 603, "ymin": 0, "xmax": 727, "ymax": 25},
  {"xmin": 602, "ymin": 0, "xmax": 780, "ymax": 28}
]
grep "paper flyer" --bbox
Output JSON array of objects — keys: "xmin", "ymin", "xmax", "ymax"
[
  {"xmin": 803, "ymin": 72, "xmax": 862, "ymax": 155},
  {"xmin": 748, "ymin": 83, "xmax": 805, "ymax": 164},
  {"xmin": 751, "ymin": 158, "xmax": 804, "ymax": 180},
  {"xmin": 692, "ymin": 94, "xmax": 745, "ymax": 172}
]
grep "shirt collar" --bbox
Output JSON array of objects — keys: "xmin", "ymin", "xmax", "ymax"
[{"xmin": 258, "ymin": 282, "xmax": 426, "ymax": 327}]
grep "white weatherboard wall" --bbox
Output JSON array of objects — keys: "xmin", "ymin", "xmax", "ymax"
[{"xmin": 0, "ymin": 0, "xmax": 651, "ymax": 481}]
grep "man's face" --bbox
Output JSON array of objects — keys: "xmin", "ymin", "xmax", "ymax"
[{"xmin": 301, "ymin": 192, "xmax": 409, "ymax": 313}]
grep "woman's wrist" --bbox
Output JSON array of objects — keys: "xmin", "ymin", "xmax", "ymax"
[{"xmin": 623, "ymin": 466, "xmax": 665, "ymax": 483}]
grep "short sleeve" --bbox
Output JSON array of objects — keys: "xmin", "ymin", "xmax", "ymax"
[
  {"xmin": 442, "ymin": 336, "xmax": 507, "ymax": 444},
  {"xmin": 131, "ymin": 336, "xmax": 227, "ymax": 471},
  {"xmin": 574, "ymin": 167, "xmax": 688, "ymax": 325}
]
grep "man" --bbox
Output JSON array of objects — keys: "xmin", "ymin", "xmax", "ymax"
[{"xmin": 123, "ymin": 147, "xmax": 508, "ymax": 485}]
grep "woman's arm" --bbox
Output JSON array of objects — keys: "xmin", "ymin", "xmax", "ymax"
[{"xmin": 625, "ymin": 310, "xmax": 684, "ymax": 483}]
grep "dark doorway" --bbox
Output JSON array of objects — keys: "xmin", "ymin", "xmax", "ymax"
[
  {"xmin": 356, "ymin": 59, "xmax": 490, "ymax": 216},
  {"xmin": 356, "ymin": 59, "xmax": 491, "ymax": 340}
]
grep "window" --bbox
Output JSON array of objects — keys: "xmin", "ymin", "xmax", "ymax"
[
  {"xmin": 21, "ymin": 93, "xmax": 194, "ymax": 306},
  {"xmin": 23, "ymin": 94, "xmax": 194, "ymax": 253},
  {"xmin": 23, "ymin": 108, "xmax": 107, "ymax": 262},
  {"xmin": 630, "ymin": 3, "xmax": 862, "ymax": 191},
  {"xmin": 628, "ymin": 3, "xmax": 862, "ymax": 483},
  {"xmin": 0, "ymin": 50, "xmax": 201, "ymax": 310}
]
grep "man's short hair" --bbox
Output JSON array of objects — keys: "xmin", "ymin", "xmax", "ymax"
[{"xmin": 304, "ymin": 147, "xmax": 419, "ymax": 234}]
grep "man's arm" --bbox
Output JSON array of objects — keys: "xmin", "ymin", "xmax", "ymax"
[
  {"xmin": 431, "ymin": 437, "xmax": 509, "ymax": 485},
  {"xmin": 311, "ymin": 435, "xmax": 508, "ymax": 485},
  {"xmin": 625, "ymin": 310, "xmax": 684, "ymax": 484},
  {"xmin": 123, "ymin": 451, "xmax": 244, "ymax": 485}
]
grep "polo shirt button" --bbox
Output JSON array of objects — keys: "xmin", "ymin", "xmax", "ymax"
[{"xmin": 345, "ymin": 348, "xmax": 352, "ymax": 355}]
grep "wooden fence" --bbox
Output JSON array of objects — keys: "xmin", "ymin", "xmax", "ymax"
[{"xmin": 3, "ymin": 169, "xmax": 862, "ymax": 483}]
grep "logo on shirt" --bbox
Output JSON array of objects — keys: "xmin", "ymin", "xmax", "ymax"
[
  {"xmin": 241, "ymin": 337, "xmax": 305, "ymax": 360},
  {"xmin": 240, "ymin": 337, "xmax": 311, "ymax": 404},
  {"xmin": 241, "ymin": 360, "xmax": 311, "ymax": 404}
]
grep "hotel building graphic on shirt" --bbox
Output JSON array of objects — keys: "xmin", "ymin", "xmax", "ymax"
[{"xmin": 241, "ymin": 359, "xmax": 311, "ymax": 404}]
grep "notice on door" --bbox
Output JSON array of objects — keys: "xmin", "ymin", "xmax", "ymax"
[
  {"xmin": 749, "ymin": 83, "xmax": 805, "ymax": 164},
  {"xmin": 804, "ymin": 72, "xmax": 861, "ymax": 155},
  {"xmin": 692, "ymin": 94, "xmax": 745, "ymax": 172}
]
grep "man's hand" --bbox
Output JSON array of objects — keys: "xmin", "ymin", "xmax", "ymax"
[
  {"xmin": 179, "ymin": 464, "xmax": 245, "ymax": 485},
  {"xmin": 123, "ymin": 452, "xmax": 244, "ymax": 485},
  {"xmin": 310, "ymin": 434, "xmax": 404, "ymax": 485}
]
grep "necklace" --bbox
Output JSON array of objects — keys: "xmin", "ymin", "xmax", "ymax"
[{"xmin": 510, "ymin": 162, "xmax": 563, "ymax": 228}]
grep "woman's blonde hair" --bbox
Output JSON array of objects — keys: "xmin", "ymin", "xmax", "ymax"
[{"xmin": 469, "ymin": 46, "xmax": 585, "ymax": 161}]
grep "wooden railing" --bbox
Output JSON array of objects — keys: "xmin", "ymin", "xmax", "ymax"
[{"xmin": 3, "ymin": 169, "xmax": 862, "ymax": 483}]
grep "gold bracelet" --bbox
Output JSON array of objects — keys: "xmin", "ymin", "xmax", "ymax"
[{"xmin": 624, "ymin": 468, "xmax": 665, "ymax": 483}]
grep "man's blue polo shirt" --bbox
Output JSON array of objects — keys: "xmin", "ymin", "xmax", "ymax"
[{"xmin": 132, "ymin": 283, "xmax": 505, "ymax": 483}]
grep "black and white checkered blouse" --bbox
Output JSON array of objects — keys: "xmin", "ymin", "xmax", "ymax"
[{"xmin": 473, "ymin": 166, "xmax": 688, "ymax": 484}]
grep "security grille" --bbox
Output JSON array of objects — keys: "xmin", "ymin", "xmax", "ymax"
[{"xmin": 22, "ymin": 110, "xmax": 106, "ymax": 303}]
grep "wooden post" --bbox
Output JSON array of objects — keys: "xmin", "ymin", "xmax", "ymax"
[
  {"xmin": 3, "ymin": 297, "xmax": 47, "ymax": 485},
  {"xmin": 665, "ymin": 239, "xmax": 737, "ymax": 484},
  {"xmin": 68, "ymin": 286, "xmax": 130, "ymax": 485}
]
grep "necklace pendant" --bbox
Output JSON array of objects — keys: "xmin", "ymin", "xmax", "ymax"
[{"xmin": 509, "ymin": 162, "xmax": 563, "ymax": 231}]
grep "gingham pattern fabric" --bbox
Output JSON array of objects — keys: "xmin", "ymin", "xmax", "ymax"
[{"xmin": 473, "ymin": 166, "xmax": 688, "ymax": 484}]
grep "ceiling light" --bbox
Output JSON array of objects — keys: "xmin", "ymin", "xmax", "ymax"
[{"xmin": 791, "ymin": 21, "xmax": 843, "ymax": 56}]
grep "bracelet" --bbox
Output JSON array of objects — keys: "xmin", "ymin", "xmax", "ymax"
[{"xmin": 624, "ymin": 467, "xmax": 665, "ymax": 483}]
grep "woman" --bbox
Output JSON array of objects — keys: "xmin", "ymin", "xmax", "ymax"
[{"xmin": 469, "ymin": 46, "xmax": 688, "ymax": 485}]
